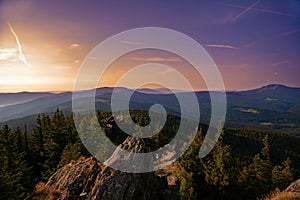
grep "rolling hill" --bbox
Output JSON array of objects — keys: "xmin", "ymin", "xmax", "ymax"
[{"xmin": 0, "ymin": 84, "xmax": 299, "ymax": 135}]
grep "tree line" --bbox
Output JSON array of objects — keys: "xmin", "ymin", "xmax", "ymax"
[
  {"xmin": 173, "ymin": 130, "xmax": 295, "ymax": 199},
  {"xmin": 0, "ymin": 109, "xmax": 87, "ymax": 200}
]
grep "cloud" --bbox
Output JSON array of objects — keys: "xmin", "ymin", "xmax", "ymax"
[
  {"xmin": 204, "ymin": 44, "xmax": 239, "ymax": 49},
  {"xmin": 269, "ymin": 61, "xmax": 289, "ymax": 66},
  {"xmin": 53, "ymin": 65, "xmax": 72, "ymax": 70},
  {"xmin": 278, "ymin": 29, "xmax": 300, "ymax": 37},
  {"xmin": 127, "ymin": 56, "xmax": 182, "ymax": 62},
  {"xmin": 121, "ymin": 41, "xmax": 142, "ymax": 45},
  {"xmin": 69, "ymin": 43, "xmax": 80, "ymax": 49},
  {"xmin": 0, "ymin": 48, "xmax": 19, "ymax": 61}
]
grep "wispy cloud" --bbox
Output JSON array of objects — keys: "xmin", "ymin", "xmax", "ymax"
[
  {"xmin": 269, "ymin": 60, "xmax": 289, "ymax": 66},
  {"xmin": 204, "ymin": 44, "xmax": 239, "ymax": 49},
  {"xmin": 226, "ymin": 3, "xmax": 299, "ymax": 18},
  {"xmin": 121, "ymin": 40, "xmax": 142, "ymax": 45},
  {"xmin": 53, "ymin": 65, "xmax": 73, "ymax": 70},
  {"xmin": 69, "ymin": 43, "xmax": 80, "ymax": 49},
  {"xmin": 229, "ymin": 0, "xmax": 261, "ymax": 23},
  {"xmin": 127, "ymin": 56, "xmax": 181, "ymax": 62},
  {"xmin": 278, "ymin": 29, "xmax": 300, "ymax": 37},
  {"xmin": 7, "ymin": 23, "xmax": 31, "ymax": 67},
  {"xmin": 0, "ymin": 48, "xmax": 19, "ymax": 61}
]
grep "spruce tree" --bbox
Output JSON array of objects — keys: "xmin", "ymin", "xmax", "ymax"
[
  {"xmin": 201, "ymin": 132, "xmax": 232, "ymax": 194},
  {"xmin": 238, "ymin": 134, "xmax": 273, "ymax": 198},
  {"xmin": 272, "ymin": 158, "xmax": 293, "ymax": 189}
]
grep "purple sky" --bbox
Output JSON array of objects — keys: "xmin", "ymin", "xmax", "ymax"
[{"xmin": 0, "ymin": 0, "xmax": 299, "ymax": 91}]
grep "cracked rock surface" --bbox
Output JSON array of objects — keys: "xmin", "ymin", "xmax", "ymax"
[{"xmin": 44, "ymin": 137, "xmax": 179, "ymax": 200}]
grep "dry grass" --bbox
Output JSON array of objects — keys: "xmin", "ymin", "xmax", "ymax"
[
  {"xmin": 66, "ymin": 162, "xmax": 73, "ymax": 168},
  {"xmin": 48, "ymin": 188, "xmax": 60, "ymax": 200},
  {"xmin": 83, "ymin": 166, "xmax": 92, "ymax": 175},
  {"xmin": 78, "ymin": 156, "xmax": 85, "ymax": 162},
  {"xmin": 34, "ymin": 182, "xmax": 47, "ymax": 193},
  {"xmin": 97, "ymin": 162, "xmax": 104, "ymax": 168},
  {"xmin": 86, "ymin": 157, "xmax": 93, "ymax": 162},
  {"xmin": 260, "ymin": 188, "xmax": 300, "ymax": 200},
  {"xmin": 110, "ymin": 168, "xmax": 119, "ymax": 177},
  {"xmin": 26, "ymin": 182, "xmax": 48, "ymax": 200},
  {"xmin": 31, "ymin": 182, "xmax": 61, "ymax": 200}
]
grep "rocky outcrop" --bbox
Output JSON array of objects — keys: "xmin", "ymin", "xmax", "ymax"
[
  {"xmin": 263, "ymin": 179, "xmax": 300, "ymax": 200},
  {"xmin": 43, "ymin": 137, "xmax": 179, "ymax": 200},
  {"xmin": 285, "ymin": 179, "xmax": 300, "ymax": 196}
]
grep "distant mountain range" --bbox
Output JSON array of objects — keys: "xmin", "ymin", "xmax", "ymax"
[
  {"xmin": 0, "ymin": 84, "xmax": 299, "ymax": 135},
  {"xmin": 0, "ymin": 92, "xmax": 53, "ymax": 107}
]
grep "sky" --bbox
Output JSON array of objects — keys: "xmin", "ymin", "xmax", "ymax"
[{"xmin": 0, "ymin": 0, "xmax": 299, "ymax": 92}]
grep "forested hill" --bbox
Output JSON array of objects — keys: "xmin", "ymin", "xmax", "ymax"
[
  {"xmin": 1, "ymin": 84, "xmax": 300, "ymax": 135},
  {"xmin": 0, "ymin": 109, "xmax": 299, "ymax": 199}
]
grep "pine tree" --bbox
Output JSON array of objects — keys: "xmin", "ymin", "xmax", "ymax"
[
  {"xmin": 24, "ymin": 124, "xmax": 29, "ymax": 153},
  {"xmin": 272, "ymin": 158, "xmax": 293, "ymax": 189},
  {"xmin": 0, "ymin": 124, "xmax": 11, "ymax": 170},
  {"xmin": 58, "ymin": 142, "xmax": 82, "ymax": 168},
  {"xmin": 0, "ymin": 125, "xmax": 31, "ymax": 199},
  {"xmin": 238, "ymin": 134, "xmax": 273, "ymax": 198},
  {"xmin": 174, "ymin": 162, "xmax": 197, "ymax": 200},
  {"xmin": 31, "ymin": 114, "xmax": 45, "ymax": 156},
  {"xmin": 0, "ymin": 124, "xmax": 13, "ymax": 199},
  {"xmin": 42, "ymin": 110, "xmax": 65, "ymax": 178},
  {"xmin": 14, "ymin": 127, "xmax": 24, "ymax": 153},
  {"xmin": 201, "ymin": 132, "xmax": 232, "ymax": 194},
  {"xmin": 12, "ymin": 127, "xmax": 32, "ymax": 198},
  {"xmin": 173, "ymin": 129, "xmax": 204, "ymax": 199},
  {"xmin": 261, "ymin": 134, "xmax": 271, "ymax": 161},
  {"xmin": 30, "ymin": 114, "xmax": 47, "ymax": 180}
]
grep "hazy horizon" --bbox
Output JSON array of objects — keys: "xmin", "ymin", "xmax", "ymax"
[{"xmin": 0, "ymin": 83, "xmax": 298, "ymax": 94}]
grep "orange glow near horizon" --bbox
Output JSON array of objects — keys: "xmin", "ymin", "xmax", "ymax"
[
  {"xmin": 96, "ymin": 49, "xmax": 208, "ymax": 92},
  {"xmin": 0, "ymin": 23, "xmax": 82, "ymax": 92}
]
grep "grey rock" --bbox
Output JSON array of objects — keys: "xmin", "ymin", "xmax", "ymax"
[{"xmin": 44, "ymin": 136, "xmax": 179, "ymax": 200}]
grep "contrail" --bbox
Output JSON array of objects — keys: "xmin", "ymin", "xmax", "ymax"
[
  {"xmin": 226, "ymin": 3, "xmax": 298, "ymax": 18},
  {"xmin": 8, "ymin": 23, "xmax": 31, "ymax": 67},
  {"xmin": 230, "ymin": 0, "xmax": 261, "ymax": 22}
]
